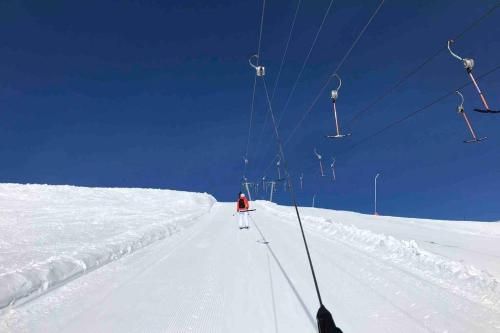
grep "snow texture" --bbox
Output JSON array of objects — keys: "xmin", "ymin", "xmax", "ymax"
[
  {"xmin": 258, "ymin": 201, "xmax": 500, "ymax": 311},
  {"xmin": 1, "ymin": 185, "xmax": 500, "ymax": 332},
  {"xmin": 0, "ymin": 184, "xmax": 215, "ymax": 310}
]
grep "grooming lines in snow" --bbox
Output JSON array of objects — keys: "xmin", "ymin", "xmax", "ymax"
[
  {"xmin": 447, "ymin": 40, "xmax": 498, "ymax": 114},
  {"xmin": 455, "ymin": 90, "xmax": 486, "ymax": 143},
  {"xmin": 314, "ymin": 148, "xmax": 326, "ymax": 177},
  {"xmin": 326, "ymin": 74, "xmax": 352, "ymax": 139}
]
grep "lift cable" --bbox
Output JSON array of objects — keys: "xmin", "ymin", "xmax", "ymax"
[
  {"xmin": 255, "ymin": 0, "xmax": 334, "ymax": 177},
  {"xmin": 243, "ymin": 0, "xmax": 267, "ymax": 179},
  {"xmin": 262, "ymin": 1, "xmax": 497, "ymax": 176},
  {"xmin": 336, "ymin": 64, "xmax": 500, "ymax": 157},
  {"xmin": 284, "ymin": 0, "xmax": 385, "ymax": 144},
  {"xmin": 346, "ymin": 3, "xmax": 499, "ymax": 127},
  {"xmin": 254, "ymin": 0, "xmax": 303, "ymax": 175},
  {"xmin": 276, "ymin": 0, "xmax": 336, "ymax": 127},
  {"xmin": 260, "ymin": 73, "xmax": 341, "ymax": 331},
  {"xmin": 261, "ymin": 0, "xmax": 385, "ymax": 176}
]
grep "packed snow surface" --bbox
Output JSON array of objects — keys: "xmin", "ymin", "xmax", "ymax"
[
  {"xmin": 1, "ymin": 185, "xmax": 500, "ymax": 332},
  {"xmin": 0, "ymin": 184, "xmax": 215, "ymax": 309}
]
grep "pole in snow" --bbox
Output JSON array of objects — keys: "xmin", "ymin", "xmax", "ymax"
[
  {"xmin": 447, "ymin": 40, "xmax": 498, "ymax": 114},
  {"xmin": 374, "ymin": 173, "xmax": 380, "ymax": 216},
  {"xmin": 455, "ymin": 90, "xmax": 486, "ymax": 143},
  {"xmin": 314, "ymin": 148, "xmax": 325, "ymax": 177},
  {"xmin": 326, "ymin": 74, "xmax": 351, "ymax": 139}
]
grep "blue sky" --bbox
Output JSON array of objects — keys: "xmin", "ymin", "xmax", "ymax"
[{"xmin": 0, "ymin": 1, "xmax": 499, "ymax": 220}]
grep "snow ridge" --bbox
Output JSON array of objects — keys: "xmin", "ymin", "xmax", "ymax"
[
  {"xmin": 0, "ymin": 184, "xmax": 216, "ymax": 311},
  {"xmin": 259, "ymin": 201, "xmax": 500, "ymax": 310}
]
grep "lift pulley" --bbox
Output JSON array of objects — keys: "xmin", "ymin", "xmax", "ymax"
[{"xmin": 249, "ymin": 54, "xmax": 266, "ymax": 77}]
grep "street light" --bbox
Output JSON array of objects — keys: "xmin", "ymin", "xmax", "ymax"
[{"xmin": 374, "ymin": 173, "xmax": 380, "ymax": 215}]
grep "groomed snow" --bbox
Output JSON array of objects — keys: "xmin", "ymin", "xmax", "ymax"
[
  {"xmin": 1, "ymin": 185, "xmax": 500, "ymax": 332},
  {"xmin": 0, "ymin": 184, "xmax": 215, "ymax": 310},
  {"xmin": 258, "ymin": 201, "xmax": 500, "ymax": 312}
]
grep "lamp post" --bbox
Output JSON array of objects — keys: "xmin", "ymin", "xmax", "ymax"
[
  {"xmin": 269, "ymin": 181, "xmax": 276, "ymax": 202},
  {"xmin": 374, "ymin": 173, "xmax": 380, "ymax": 215}
]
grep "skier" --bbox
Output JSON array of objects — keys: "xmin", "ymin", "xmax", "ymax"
[{"xmin": 236, "ymin": 192, "xmax": 250, "ymax": 229}]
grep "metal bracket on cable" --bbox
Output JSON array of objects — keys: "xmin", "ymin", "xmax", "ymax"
[
  {"xmin": 249, "ymin": 54, "xmax": 266, "ymax": 77},
  {"xmin": 447, "ymin": 40, "xmax": 474, "ymax": 71}
]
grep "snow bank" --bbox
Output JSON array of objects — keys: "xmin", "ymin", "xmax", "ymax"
[
  {"xmin": 258, "ymin": 201, "xmax": 500, "ymax": 310},
  {"xmin": 0, "ymin": 184, "xmax": 216, "ymax": 310}
]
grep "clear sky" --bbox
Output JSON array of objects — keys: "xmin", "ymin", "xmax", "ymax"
[{"xmin": 1, "ymin": 0, "xmax": 499, "ymax": 221}]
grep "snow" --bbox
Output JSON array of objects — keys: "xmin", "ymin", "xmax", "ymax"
[
  {"xmin": 1, "ymin": 184, "xmax": 500, "ymax": 332},
  {"xmin": 0, "ymin": 184, "xmax": 215, "ymax": 309},
  {"xmin": 258, "ymin": 201, "xmax": 500, "ymax": 312}
]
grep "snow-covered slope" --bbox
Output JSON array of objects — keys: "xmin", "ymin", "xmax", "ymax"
[
  {"xmin": 259, "ymin": 201, "xmax": 500, "ymax": 312},
  {"xmin": 0, "ymin": 184, "xmax": 216, "ymax": 309},
  {"xmin": 1, "ymin": 186, "xmax": 500, "ymax": 332}
]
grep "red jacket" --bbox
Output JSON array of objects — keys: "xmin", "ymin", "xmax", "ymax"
[{"xmin": 236, "ymin": 197, "xmax": 249, "ymax": 212}]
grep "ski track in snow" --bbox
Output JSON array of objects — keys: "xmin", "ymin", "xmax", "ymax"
[{"xmin": 1, "ymin": 186, "xmax": 500, "ymax": 332}]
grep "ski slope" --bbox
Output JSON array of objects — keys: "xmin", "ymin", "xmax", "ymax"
[
  {"xmin": 0, "ymin": 184, "xmax": 216, "ymax": 310},
  {"xmin": 1, "ymin": 185, "xmax": 500, "ymax": 332}
]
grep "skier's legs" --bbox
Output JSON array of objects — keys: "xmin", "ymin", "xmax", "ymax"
[
  {"xmin": 244, "ymin": 212, "xmax": 249, "ymax": 228},
  {"xmin": 238, "ymin": 212, "xmax": 244, "ymax": 228}
]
